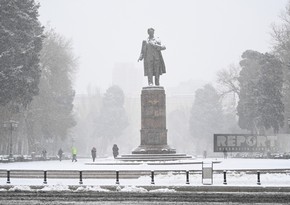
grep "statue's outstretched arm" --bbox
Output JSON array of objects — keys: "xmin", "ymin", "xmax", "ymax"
[{"xmin": 138, "ymin": 53, "xmax": 143, "ymax": 62}]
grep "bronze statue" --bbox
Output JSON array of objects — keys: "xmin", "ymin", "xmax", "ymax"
[{"xmin": 138, "ymin": 28, "xmax": 166, "ymax": 86}]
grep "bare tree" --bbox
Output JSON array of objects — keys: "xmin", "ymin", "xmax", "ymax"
[{"xmin": 216, "ymin": 64, "xmax": 240, "ymax": 97}]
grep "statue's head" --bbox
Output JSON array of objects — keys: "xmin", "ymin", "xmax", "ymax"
[{"xmin": 147, "ymin": 28, "xmax": 155, "ymax": 35}]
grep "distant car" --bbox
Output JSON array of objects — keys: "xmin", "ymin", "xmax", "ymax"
[
  {"xmin": 233, "ymin": 153, "xmax": 241, "ymax": 158},
  {"xmin": 283, "ymin": 152, "xmax": 290, "ymax": 159},
  {"xmin": 270, "ymin": 153, "xmax": 283, "ymax": 159},
  {"xmin": 254, "ymin": 153, "xmax": 263, "ymax": 158}
]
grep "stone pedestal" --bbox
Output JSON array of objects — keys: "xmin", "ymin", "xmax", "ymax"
[{"xmin": 132, "ymin": 86, "xmax": 176, "ymax": 154}]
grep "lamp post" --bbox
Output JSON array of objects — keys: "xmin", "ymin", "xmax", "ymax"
[{"xmin": 3, "ymin": 120, "xmax": 18, "ymax": 162}]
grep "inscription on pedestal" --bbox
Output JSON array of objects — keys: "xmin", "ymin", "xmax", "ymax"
[{"xmin": 133, "ymin": 86, "xmax": 176, "ymax": 154}]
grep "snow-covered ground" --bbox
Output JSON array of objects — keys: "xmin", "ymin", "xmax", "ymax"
[{"xmin": 1, "ymin": 158, "xmax": 290, "ymax": 187}]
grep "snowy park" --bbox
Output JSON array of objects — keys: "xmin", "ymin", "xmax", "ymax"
[{"xmin": 2, "ymin": 0, "xmax": 290, "ymax": 203}]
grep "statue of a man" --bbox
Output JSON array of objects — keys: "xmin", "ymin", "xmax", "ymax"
[{"xmin": 138, "ymin": 28, "xmax": 166, "ymax": 86}]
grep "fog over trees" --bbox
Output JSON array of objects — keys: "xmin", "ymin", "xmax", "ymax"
[
  {"xmin": 189, "ymin": 84, "xmax": 224, "ymax": 155},
  {"xmin": 93, "ymin": 85, "xmax": 128, "ymax": 155},
  {"xmin": 2, "ymin": 0, "xmax": 290, "ymax": 157},
  {"xmin": 25, "ymin": 28, "xmax": 77, "ymax": 154}
]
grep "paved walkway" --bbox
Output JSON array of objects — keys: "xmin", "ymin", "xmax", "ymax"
[{"xmin": 1, "ymin": 189, "xmax": 290, "ymax": 204}]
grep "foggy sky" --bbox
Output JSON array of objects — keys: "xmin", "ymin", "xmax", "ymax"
[{"xmin": 37, "ymin": 0, "xmax": 287, "ymax": 94}]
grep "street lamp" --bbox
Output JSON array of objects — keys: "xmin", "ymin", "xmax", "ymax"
[{"xmin": 3, "ymin": 120, "xmax": 18, "ymax": 162}]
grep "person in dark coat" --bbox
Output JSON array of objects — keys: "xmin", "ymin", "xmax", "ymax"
[
  {"xmin": 58, "ymin": 148, "xmax": 63, "ymax": 161},
  {"xmin": 112, "ymin": 144, "xmax": 119, "ymax": 158},
  {"xmin": 42, "ymin": 149, "xmax": 47, "ymax": 160},
  {"xmin": 203, "ymin": 150, "xmax": 207, "ymax": 159},
  {"xmin": 91, "ymin": 147, "xmax": 97, "ymax": 162},
  {"xmin": 223, "ymin": 148, "xmax": 228, "ymax": 159}
]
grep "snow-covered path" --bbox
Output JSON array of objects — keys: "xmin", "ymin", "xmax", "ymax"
[{"xmin": 1, "ymin": 158, "xmax": 290, "ymax": 171}]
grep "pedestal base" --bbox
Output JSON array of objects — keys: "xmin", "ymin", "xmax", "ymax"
[
  {"xmin": 132, "ymin": 145, "xmax": 176, "ymax": 154},
  {"xmin": 117, "ymin": 153, "xmax": 192, "ymax": 161}
]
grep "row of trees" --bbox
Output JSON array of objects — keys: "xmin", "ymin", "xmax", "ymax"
[
  {"xmin": 188, "ymin": 2, "xmax": 290, "ymax": 155},
  {"xmin": 0, "ymin": 0, "xmax": 77, "ymax": 155}
]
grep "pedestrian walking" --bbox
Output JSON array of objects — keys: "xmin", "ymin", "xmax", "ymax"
[
  {"xmin": 58, "ymin": 148, "xmax": 63, "ymax": 161},
  {"xmin": 203, "ymin": 150, "xmax": 207, "ymax": 159},
  {"xmin": 91, "ymin": 147, "xmax": 97, "ymax": 162},
  {"xmin": 42, "ymin": 149, "xmax": 47, "ymax": 160},
  {"xmin": 223, "ymin": 148, "xmax": 228, "ymax": 159},
  {"xmin": 112, "ymin": 144, "xmax": 119, "ymax": 158},
  {"xmin": 71, "ymin": 147, "xmax": 77, "ymax": 162}
]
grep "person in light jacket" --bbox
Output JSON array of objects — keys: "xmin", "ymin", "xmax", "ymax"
[{"xmin": 71, "ymin": 147, "xmax": 77, "ymax": 162}]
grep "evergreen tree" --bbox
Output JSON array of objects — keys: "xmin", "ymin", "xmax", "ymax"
[
  {"xmin": 0, "ymin": 0, "xmax": 44, "ymax": 109},
  {"xmin": 94, "ymin": 85, "xmax": 128, "ymax": 155},
  {"xmin": 237, "ymin": 50, "xmax": 284, "ymax": 134},
  {"xmin": 189, "ymin": 84, "xmax": 224, "ymax": 155}
]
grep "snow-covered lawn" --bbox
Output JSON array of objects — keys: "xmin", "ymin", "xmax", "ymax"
[
  {"xmin": 1, "ymin": 158, "xmax": 290, "ymax": 187},
  {"xmin": 2, "ymin": 157, "xmax": 290, "ymax": 170}
]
